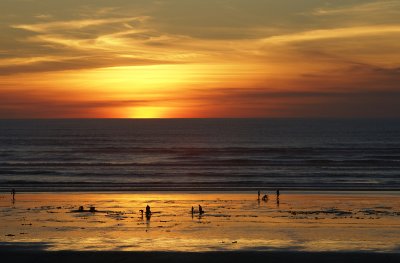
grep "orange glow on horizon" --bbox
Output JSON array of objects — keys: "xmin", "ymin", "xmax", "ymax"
[{"xmin": 128, "ymin": 106, "xmax": 171, "ymax": 119}]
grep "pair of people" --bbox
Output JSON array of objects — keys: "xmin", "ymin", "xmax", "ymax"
[
  {"xmin": 140, "ymin": 205, "xmax": 152, "ymax": 219},
  {"xmin": 191, "ymin": 205, "xmax": 205, "ymax": 215},
  {"xmin": 77, "ymin": 206, "xmax": 95, "ymax": 212},
  {"xmin": 142, "ymin": 204, "xmax": 204, "ymax": 219}
]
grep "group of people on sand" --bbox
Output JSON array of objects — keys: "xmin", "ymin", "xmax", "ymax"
[
  {"xmin": 73, "ymin": 192, "xmax": 276, "ymax": 219},
  {"xmin": 12, "ymin": 187, "xmax": 280, "ymax": 217},
  {"xmin": 258, "ymin": 189, "xmax": 280, "ymax": 203},
  {"xmin": 72, "ymin": 203, "xmax": 206, "ymax": 220},
  {"xmin": 71, "ymin": 192, "xmax": 279, "ymax": 220}
]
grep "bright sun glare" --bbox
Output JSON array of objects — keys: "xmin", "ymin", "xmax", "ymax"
[{"xmin": 129, "ymin": 106, "xmax": 169, "ymax": 118}]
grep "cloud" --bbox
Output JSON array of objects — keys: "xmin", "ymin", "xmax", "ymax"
[
  {"xmin": 0, "ymin": 56, "xmax": 176, "ymax": 75},
  {"xmin": 11, "ymin": 16, "xmax": 152, "ymax": 53},
  {"xmin": 8, "ymin": 11, "xmax": 231, "ymax": 75},
  {"xmin": 4, "ymin": 15, "xmax": 199, "ymax": 74},
  {"xmin": 12, "ymin": 16, "xmax": 149, "ymax": 33},
  {"xmin": 261, "ymin": 25, "xmax": 400, "ymax": 44},
  {"xmin": 179, "ymin": 87, "xmax": 400, "ymax": 118},
  {"xmin": 169, "ymin": 61, "xmax": 400, "ymax": 117},
  {"xmin": 313, "ymin": 1, "xmax": 400, "ymax": 16},
  {"xmin": 6, "ymin": 1, "xmax": 400, "ymax": 74}
]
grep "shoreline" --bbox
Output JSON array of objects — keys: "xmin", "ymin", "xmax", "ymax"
[
  {"xmin": 3, "ymin": 189, "xmax": 400, "ymax": 197},
  {"xmin": 1, "ymin": 188, "xmax": 400, "ymax": 193}
]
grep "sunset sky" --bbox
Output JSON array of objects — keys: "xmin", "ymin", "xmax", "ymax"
[{"xmin": 1, "ymin": 0, "xmax": 400, "ymax": 118}]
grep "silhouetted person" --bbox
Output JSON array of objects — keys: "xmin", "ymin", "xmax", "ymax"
[
  {"xmin": 139, "ymin": 209, "xmax": 144, "ymax": 218},
  {"xmin": 276, "ymin": 189, "xmax": 280, "ymax": 198},
  {"xmin": 11, "ymin": 189, "xmax": 15, "ymax": 200},
  {"xmin": 146, "ymin": 205, "xmax": 151, "ymax": 214},
  {"xmin": 145, "ymin": 205, "xmax": 151, "ymax": 220},
  {"xmin": 191, "ymin": 206, "xmax": 194, "ymax": 215},
  {"xmin": 262, "ymin": 194, "xmax": 268, "ymax": 201},
  {"xmin": 199, "ymin": 205, "xmax": 204, "ymax": 215},
  {"xmin": 257, "ymin": 190, "xmax": 260, "ymax": 201}
]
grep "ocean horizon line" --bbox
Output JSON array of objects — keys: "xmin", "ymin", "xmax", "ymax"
[{"xmin": 1, "ymin": 117, "xmax": 400, "ymax": 120}]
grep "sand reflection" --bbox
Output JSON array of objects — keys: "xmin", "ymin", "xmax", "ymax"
[{"xmin": 1, "ymin": 192, "xmax": 400, "ymax": 252}]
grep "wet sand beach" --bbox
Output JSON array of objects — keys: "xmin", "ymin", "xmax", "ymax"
[{"xmin": 1, "ymin": 191, "xmax": 400, "ymax": 253}]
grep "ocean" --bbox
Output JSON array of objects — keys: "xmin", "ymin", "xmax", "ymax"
[{"xmin": 0, "ymin": 119, "xmax": 399, "ymax": 191}]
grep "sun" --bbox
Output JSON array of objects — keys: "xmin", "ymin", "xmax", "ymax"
[{"xmin": 129, "ymin": 106, "xmax": 170, "ymax": 118}]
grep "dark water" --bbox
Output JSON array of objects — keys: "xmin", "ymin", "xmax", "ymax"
[{"xmin": 0, "ymin": 119, "xmax": 400, "ymax": 191}]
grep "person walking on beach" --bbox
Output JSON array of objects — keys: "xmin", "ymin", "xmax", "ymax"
[
  {"xmin": 11, "ymin": 189, "xmax": 15, "ymax": 200},
  {"xmin": 258, "ymin": 190, "xmax": 260, "ymax": 201}
]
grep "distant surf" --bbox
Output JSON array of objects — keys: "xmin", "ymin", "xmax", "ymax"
[{"xmin": 0, "ymin": 119, "xmax": 399, "ymax": 192}]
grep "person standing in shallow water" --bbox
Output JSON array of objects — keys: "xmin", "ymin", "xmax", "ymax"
[
  {"xmin": 11, "ymin": 189, "xmax": 15, "ymax": 200},
  {"xmin": 276, "ymin": 189, "xmax": 280, "ymax": 207},
  {"xmin": 145, "ymin": 205, "xmax": 151, "ymax": 220},
  {"xmin": 198, "ymin": 205, "xmax": 204, "ymax": 215}
]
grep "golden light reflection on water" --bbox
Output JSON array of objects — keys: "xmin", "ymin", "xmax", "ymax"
[{"xmin": 1, "ymin": 192, "xmax": 400, "ymax": 252}]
